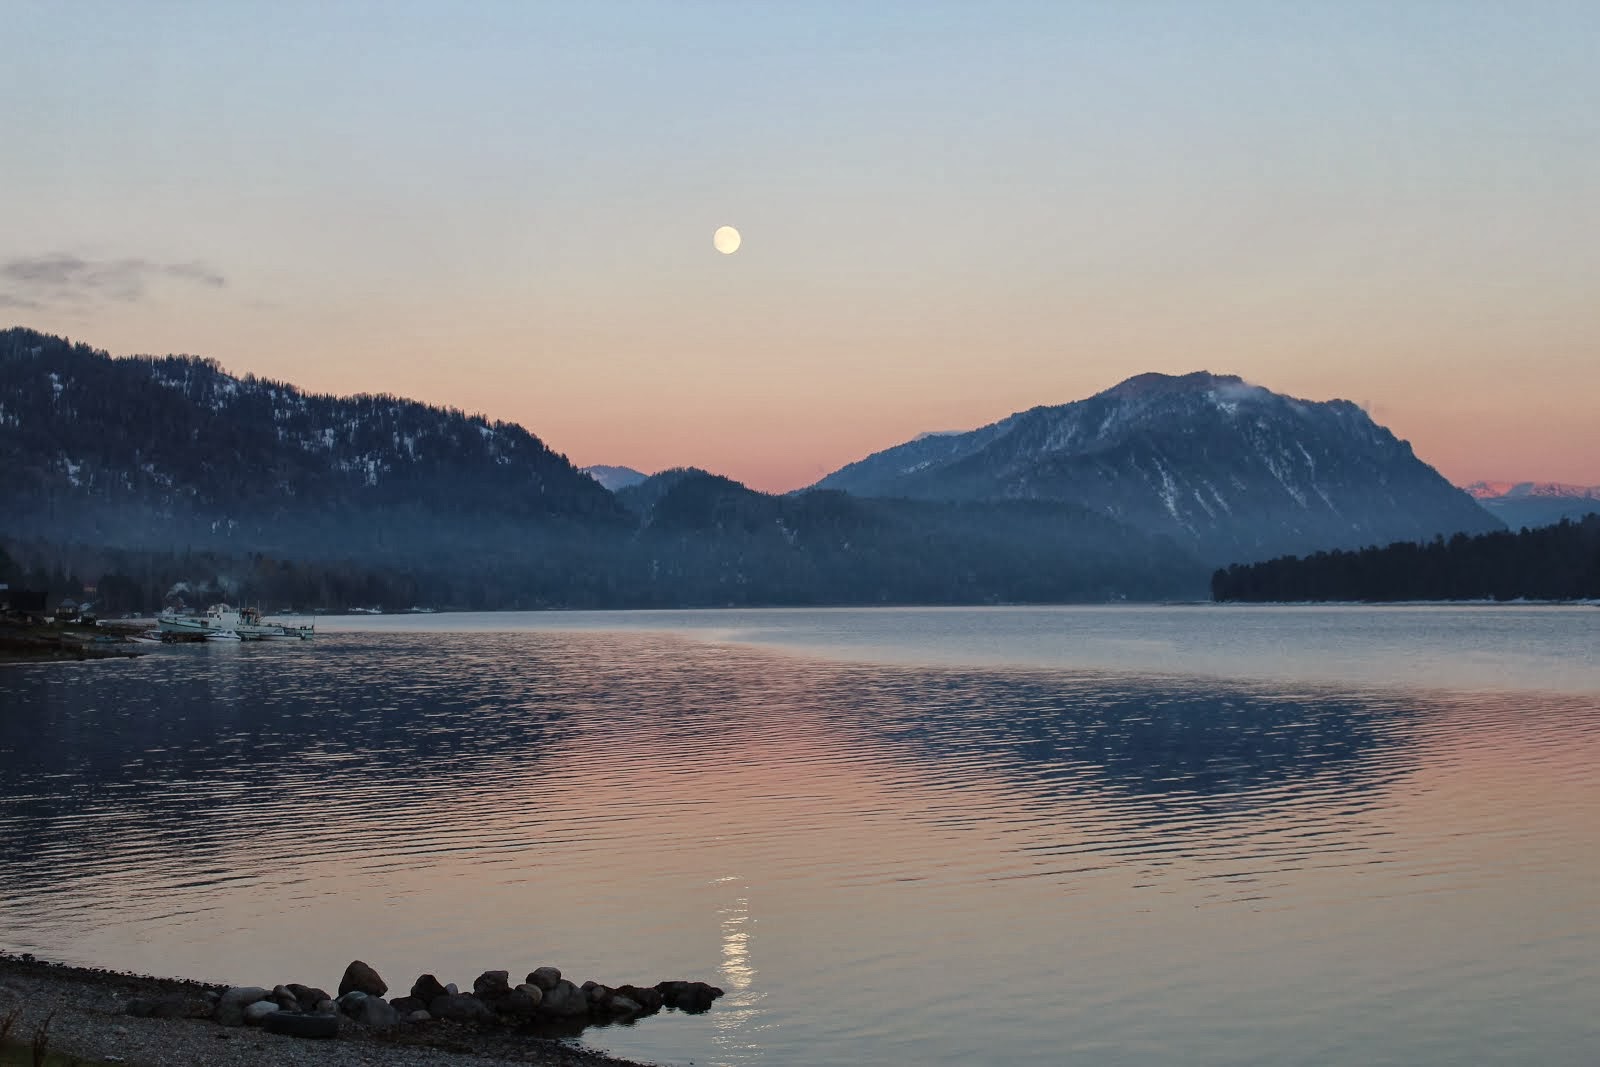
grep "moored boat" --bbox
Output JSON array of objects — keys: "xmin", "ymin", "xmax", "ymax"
[{"xmin": 158, "ymin": 604, "xmax": 316, "ymax": 641}]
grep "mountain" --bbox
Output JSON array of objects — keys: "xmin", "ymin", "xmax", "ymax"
[
  {"xmin": 815, "ymin": 371, "xmax": 1502, "ymax": 564},
  {"xmin": 614, "ymin": 466, "xmax": 710, "ymax": 516},
  {"xmin": 1460, "ymin": 481, "xmax": 1600, "ymax": 531},
  {"xmin": 0, "ymin": 327, "xmax": 625, "ymax": 557},
  {"xmin": 612, "ymin": 469, "xmax": 1209, "ymax": 604},
  {"xmin": 0, "ymin": 328, "xmax": 1209, "ymax": 606},
  {"xmin": 582, "ymin": 464, "xmax": 649, "ymax": 491}
]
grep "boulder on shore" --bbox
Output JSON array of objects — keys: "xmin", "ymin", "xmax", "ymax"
[
  {"xmin": 215, "ymin": 986, "xmax": 273, "ymax": 1027},
  {"xmin": 338, "ymin": 960, "xmax": 388, "ymax": 997},
  {"xmin": 411, "ymin": 974, "xmax": 449, "ymax": 1004},
  {"xmin": 286, "ymin": 983, "xmax": 331, "ymax": 1012},
  {"xmin": 497, "ymin": 986, "xmax": 541, "ymax": 1018},
  {"xmin": 473, "ymin": 970, "xmax": 511, "ymax": 1002},
  {"xmin": 526, "ymin": 966, "xmax": 561, "ymax": 992},
  {"xmin": 429, "ymin": 992, "xmax": 495, "ymax": 1024},
  {"xmin": 357, "ymin": 995, "xmax": 398, "ymax": 1030}
]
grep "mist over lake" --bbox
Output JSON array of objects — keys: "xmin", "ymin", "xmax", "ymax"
[{"xmin": 2, "ymin": 606, "xmax": 1596, "ymax": 1065}]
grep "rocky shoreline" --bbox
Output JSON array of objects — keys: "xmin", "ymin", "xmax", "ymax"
[
  {"xmin": 0, "ymin": 622, "xmax": 143, "ymax": 665},
  {"xmin": 0, "ymin": 952, "xmax": 722, "ymax": 1067}
]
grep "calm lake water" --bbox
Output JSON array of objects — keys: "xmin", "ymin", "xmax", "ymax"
[{"xmin": 2, "ymin": 606, "xmax": 1597, "ymax": 1065}]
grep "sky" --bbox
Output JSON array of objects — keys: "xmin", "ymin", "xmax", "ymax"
[{"xmin": 4, "ymin": 1, "xmax": 1598, "ymax": 491}]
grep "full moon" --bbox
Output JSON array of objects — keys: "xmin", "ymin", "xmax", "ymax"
[{"xmin": 713, "ymin": 225, "xmax": 742, "ymax": 254}]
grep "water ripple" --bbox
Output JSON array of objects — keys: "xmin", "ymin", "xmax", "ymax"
[{"xmin": 1, "ymin": 614, "xmax": 1597, "ymax": 1066}]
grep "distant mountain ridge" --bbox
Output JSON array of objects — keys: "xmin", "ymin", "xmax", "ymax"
[
  {"xmin": 1461, "ymin": 480, "xmax": 1600, "ymax": 500},
  {"xmin": 582, "ymin": 464, "xmax": 649, "ymax": 491},
  {"xmin": 815, "ymin": 371, "xmax": 1501, "ymax": 563},
  {"xmin": 1460, "ymin": 480, "xmax": 1600, "ymax": 531}
]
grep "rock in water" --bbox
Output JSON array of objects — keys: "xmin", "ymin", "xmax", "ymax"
[
  {"xmin": 615, "ymin": 984, "xmax": 664, "ymax": 1013},
  {"xmin": 263, "ymin": 1011, "xmax": 340, "ymax": 1040},
  {"xmin": 539, "ymin": 979, "xmax": 590, "ymax": 1018},
  {"xmin": 338, "ymin": 960, "xmax": 388, "ymax": 997},
  {"xmin": 526, "ymin": 966, "xmax": 561, "ymax": 992},
  {"xmin": 656, "ymin": 980, "xmax": 724, "ymax": 1013},
  {"xmin": 411, "ymin": 974, "xmax": 449, "ymax": 1004}
]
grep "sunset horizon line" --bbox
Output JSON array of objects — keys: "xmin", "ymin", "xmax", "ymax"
[{"xmin": 7, "ymin": 321, "xmax": 1591, "ymax": 497}]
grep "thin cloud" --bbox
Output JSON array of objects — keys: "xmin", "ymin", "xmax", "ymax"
[{"xmin": 0, "ymin": 253, "xmax": 226, "ymax": 307}]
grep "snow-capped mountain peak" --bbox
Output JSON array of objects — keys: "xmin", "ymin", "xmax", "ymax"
[{"xmin": 815, "ymin": 371, "xmax": 1501, "ymax": 563}]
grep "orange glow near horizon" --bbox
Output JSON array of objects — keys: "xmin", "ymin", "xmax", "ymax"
[
  {"xmin": 33, "ymin": 308, "xmax": 1596, "ymax": 494},
  {"xmin": 7, "ymin": 5, "xmax": 1599, "ymax": 493}
]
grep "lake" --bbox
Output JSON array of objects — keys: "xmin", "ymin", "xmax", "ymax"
[{"xmin": 2, "ymin": 606, "xmax": 1597, "ymax": 1064}]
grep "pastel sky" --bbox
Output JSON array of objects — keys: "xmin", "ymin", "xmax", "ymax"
[{"xmin": 4, "ymin": 1, "xmax": 1597, "ymax": 491}]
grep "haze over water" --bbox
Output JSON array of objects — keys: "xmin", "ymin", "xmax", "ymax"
[{"xmin": 2, "ymin": 606, "xmax": 1597, "ymax": 1065}]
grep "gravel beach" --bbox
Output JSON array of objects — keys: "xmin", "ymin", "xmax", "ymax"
[{"xmin": 0, "ymin": 955, "xmax": 660, "ymax": 1067}]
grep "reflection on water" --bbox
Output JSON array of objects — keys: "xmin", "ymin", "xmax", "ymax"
[{"xmin": 0, "ymin": 609, "xmax": 1596, "ymax": 1066}]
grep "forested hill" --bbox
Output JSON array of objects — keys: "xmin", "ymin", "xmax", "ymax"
[
  {"xmin": 610, "ymin": 469, "xmax": 1208, "ymax": 605},
  {"xmin": 0, "ymin": 470, "xmax": 1213, "ymax": 612},
  {"xmin": 1211, "ymin": 515, "xmax": 1600, "ymax": 602},
  {"xmin": 1, "ymin": 327, "xmax": 624, "ymax": 552}
]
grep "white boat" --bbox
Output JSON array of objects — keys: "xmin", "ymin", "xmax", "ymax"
[
  {"xmin": 205, "ymin": 629, "xmax": 242, "ymax": 642},
  {"xmin": 158, "ymin": 604, "xmax": 316, "ymax": 641}
]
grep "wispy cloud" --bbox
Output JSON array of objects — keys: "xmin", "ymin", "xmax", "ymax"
[{"xmin": 0, "ymin": 253, "xmax": 226, "ymax": 307}]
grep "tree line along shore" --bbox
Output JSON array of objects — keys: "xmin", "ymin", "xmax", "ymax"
[{"xmin": 1212, "ymin": 514, "xmax": 1600, "ymax": 603}]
